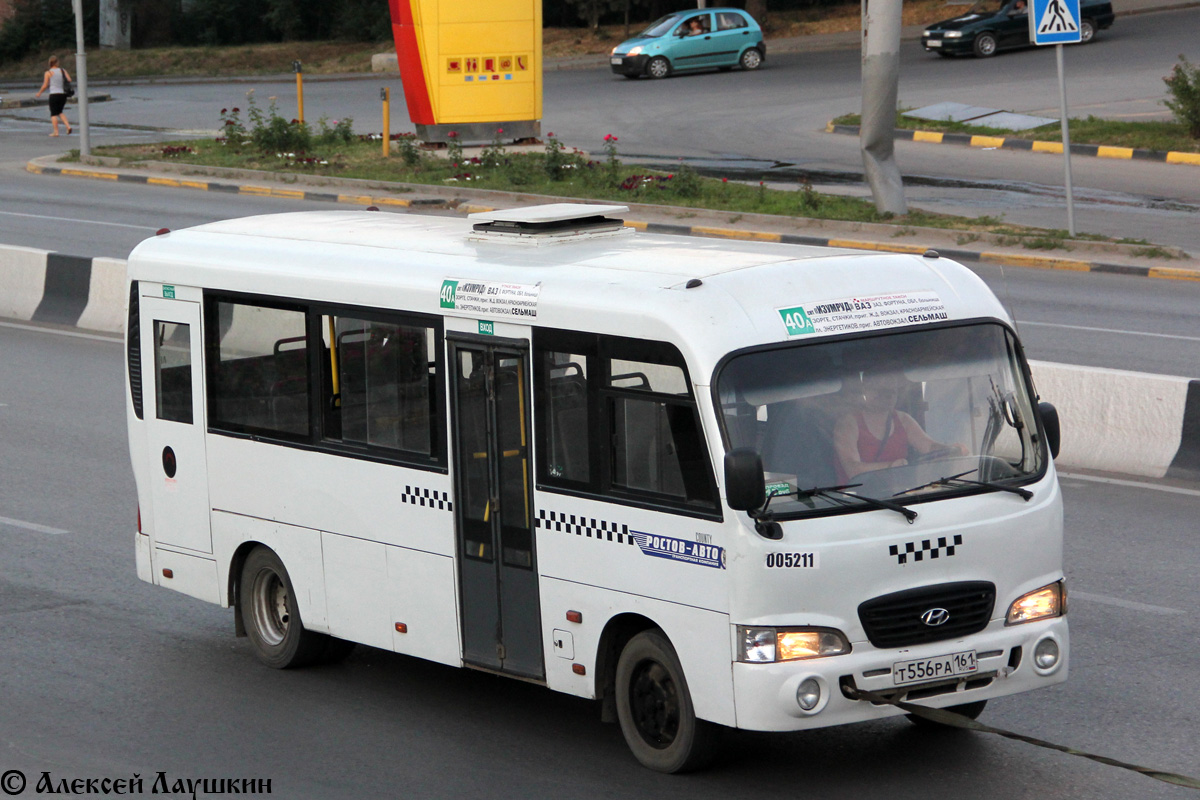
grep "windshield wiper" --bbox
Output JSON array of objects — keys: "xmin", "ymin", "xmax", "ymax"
[
  {"xmin": 763, "ymin": 482, "xmax": 917, "ymax": 524},
  {"xmin": 897, "ymin": 469, "xmax": 1033, "ymax": 501}
]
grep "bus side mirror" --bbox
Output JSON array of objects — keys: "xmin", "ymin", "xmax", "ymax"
[
  {"xmin": 1038, "ymin": 402, "xmax": 1061, "ymax": 459},
  {"xmin": 724, "ymin": 448, "xmax": 766, "ymax": 511}
]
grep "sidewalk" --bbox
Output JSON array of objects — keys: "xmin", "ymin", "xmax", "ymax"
[{"xmin": 27, "ymin": 152, "xmax": 1200, "ymax": 280}]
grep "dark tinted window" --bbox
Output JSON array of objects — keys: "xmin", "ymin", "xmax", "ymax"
[{"xmin": 154, "ymin": 320, "xmax": 192, "ymax": 424}]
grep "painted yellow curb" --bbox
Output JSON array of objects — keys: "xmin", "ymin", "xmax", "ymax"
[
  {"xmin": 970, "ymin": 136, "xmax": 1006, "ymax": 149},
  {"xmin": 1032, "ymin": 141, "xmax": 1064, "ymax": 154},
  {"xmin": 1148, "ymin": 266, "xmax": 1200, "ymax": 281},
  {"xmin": 827, "ymin": 239, "xmax": 927, "ymax": 255},
  {"xmin": 1166, "ymin": 151, "xmax": 1200, "ymax": 165},
  {"xmin": 693, "ymin": 226, "xmax": 782, "ymax": 242},
  {"xmin": 913, "ymin": 130, "xmax": 944, "ymax": 144},
  {"xmin": 62, "ymin": 168, "xmax": 117, "ymax": 180},
  {"xmin": 1097, "ymin": 146, "xmax": 1134, "ymax": 160},
  {"xmin": 979, "ymin": 252, "xmax": 1090, "ymax": 271}
]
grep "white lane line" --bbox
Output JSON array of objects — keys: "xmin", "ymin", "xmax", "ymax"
[
  {"xmin": 1058, "ymin": 472, "xmax": 1200, "ymax": 498},
  {"xmin": 1071, "ymin": 590, "xmax": 1185, "ymax": 617},
  {"xmin": 0, "ymin": 210, "xmax": 155, "ymax": 231},
  {"xmin": 1020, "ymin": 321, "xmax": 1200, "ymax": 344},
  {"xmin": 0, "ymin": 320, "xmax": 122, "ymax": 343},
  {"xmin": 0, "ymin": 515, "xmax": 69, "ymax": 535}
]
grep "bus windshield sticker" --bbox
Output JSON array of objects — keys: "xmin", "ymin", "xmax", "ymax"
[
  {"xmin": 631, "ymin": 531, "xmax": 725, "ymax": 569},
  {"xmin": 440, "ymin": 278, "xmax": 541, "ymax": 319},
  {"xmin": 777, "ymin": 291, "xmax": 948, "ymax": 338}
]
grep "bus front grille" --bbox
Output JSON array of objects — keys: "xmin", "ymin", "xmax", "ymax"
[{"xmin": 858, "ymin": 581, "xmax": 995, "ymax": 649}]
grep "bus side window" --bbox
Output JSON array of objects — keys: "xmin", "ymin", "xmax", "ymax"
[
  {"xmin": 154, "ymin": 320, "xmax": 193, "ymax": 424},
  {"xmin": 207, "ymin": 300, "xmax": 309, "ymax": 439},
  {"xmin": 545, "ymin": 353, "xmax": 589, "ymax": 482},
  {"xmin": 323, "ymin": 314, "xmax": 436, "ymax": 457}
]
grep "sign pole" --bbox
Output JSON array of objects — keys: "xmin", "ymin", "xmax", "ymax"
[
  {"xmin": 1055, "ymin": 43, "xmax": 1075, "ymax": 237},
  {"xmin": 71, "ymin": 0, "xmax": 90, "ymax": 156}
]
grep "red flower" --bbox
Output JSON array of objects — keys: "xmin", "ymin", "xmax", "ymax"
[
  {"xmin": 497, "ymin": 128, "xmax": 504, "ymax": 134},
  {"xmin": 232, "ymin": 107, "xmax": 240, "ymax": 113},
  {"xmin": 221, "ymin": 108, "xmax": 227, "ymax": 114},
  {"xmin": 722, "ymin": 178, "xmax": 728, "ymax": 183},
  {"xmin": 448, "ymin": 131, "xmax": 458, "ymax": 138},
  {"xmin": 548, "ymin": 132, "xmax": 555, "ymax": 137}
]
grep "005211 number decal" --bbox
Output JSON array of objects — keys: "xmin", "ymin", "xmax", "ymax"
[{"xmin": 765, "ymin": 552, "xmax": 819, "ymax": 569}]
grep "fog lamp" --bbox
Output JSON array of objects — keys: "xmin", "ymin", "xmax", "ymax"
[
  {"xmin": 797, "ymin": 678, "xmax": 821, "ymax": 711},
  {"xmin": 1034, "ymin": 638, "xmax": 1060, "ymax": 670}
]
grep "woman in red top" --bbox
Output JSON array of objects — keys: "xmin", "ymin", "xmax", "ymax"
[{"xmin": 834, "ymin": 370, "xmax": 966, "ymax": 484}]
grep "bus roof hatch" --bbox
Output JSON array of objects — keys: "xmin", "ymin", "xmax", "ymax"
[{"xmin": 468, "ymin": 203, "xmax": 632, "ymax": 246}]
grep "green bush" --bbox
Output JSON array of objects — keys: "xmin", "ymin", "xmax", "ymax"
[{"xmin": 1163, "ymin": 55, "xmax": 1200, "ymax": 139}]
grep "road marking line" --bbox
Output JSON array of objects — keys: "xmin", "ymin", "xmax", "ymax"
[
  {"xmin": 1020, "ymin": 320, "xmax": 1200, "ymax": 343},
  {"xmin": 0, "ymin": 210, "xmax": 155, "ymax": 231},
  {"xmin": 1071, "ymin": 590, "xmax": 1184, "ymax": 616},
  {"xmin": 0, "ymin": 515, "xmax": 68, "ymax": 535},
  {"xmin": 1058, "ymin": 471, "xmax": 1200, "ymax": 498},
  {"xmin": 0, "ymin": 320, "xmax": 122, "ymax": 343}
]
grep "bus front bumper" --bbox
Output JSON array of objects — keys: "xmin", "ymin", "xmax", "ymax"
[{"xmin": 731, "ymin": 617, "xmax": 1068, "ymax": 731}]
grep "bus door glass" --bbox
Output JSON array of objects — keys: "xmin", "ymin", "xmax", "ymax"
[
  {"xmin": 449, "ymin": 338, "xmax": 543, "ymax": 679},
  {"xmin": 140, "ymin": 294, "xmax": 212, "ymax": 554}
]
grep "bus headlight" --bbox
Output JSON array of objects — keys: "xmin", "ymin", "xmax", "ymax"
[
  {"xmin": 738, "ymin": 627, "xmax": 851, "ymax": 662},
  {"xmin": 1006, "ymin": 580, "xmax": 1066, "ymax": 625}
]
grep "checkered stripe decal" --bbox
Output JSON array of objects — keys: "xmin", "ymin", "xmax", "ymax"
[
  {"xmin": 890, "ymin": 535, "xmax": 962, "ymax": 565},
  {"xmin": 401, "ymin": 485, "xmax": 453, "ymax": 512},
  {"xmin": 536, "ymin": 509, "xmax": 635, "ymax": 545}
]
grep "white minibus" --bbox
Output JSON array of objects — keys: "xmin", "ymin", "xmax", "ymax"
[{"xmin": 125, "ymin": 203, "xmax": 1066, "ymax": 772}]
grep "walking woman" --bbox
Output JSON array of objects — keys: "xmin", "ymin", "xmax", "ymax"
[{"xmin": 34, "ymin": 55, "xmax": 72, "ymax": 137}]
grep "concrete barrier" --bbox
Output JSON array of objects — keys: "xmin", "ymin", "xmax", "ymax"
[{"xmin": 2, "ymin": 243, "xmax": 1197, "ymax": 481}]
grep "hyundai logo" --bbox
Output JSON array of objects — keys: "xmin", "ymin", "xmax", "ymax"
[{"xmin": 920, "ymin": 607, "xmax": 951, "ymax": 626}]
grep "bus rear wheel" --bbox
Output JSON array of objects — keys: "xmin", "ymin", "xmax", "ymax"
[
  {"xmin": 240, "ymin": 547, "xmax": 328, "ymax": 669},
  {"xmin": 615, "ymin": 630, "xmax": 719, "ymax": 773}
]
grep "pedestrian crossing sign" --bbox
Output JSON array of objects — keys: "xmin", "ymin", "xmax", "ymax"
[{"xmin": 1029, "ymin": 0, "xmax": 1082, "ymax": 45}]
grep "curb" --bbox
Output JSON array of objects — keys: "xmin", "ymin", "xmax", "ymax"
[
  {"xmin": 828, "ymin": 123, "xmax": 1200, "ymax": 167},
  {"xmin": 0, "ymin": 93, "xmax": 113, "ymax": 110},
  {"xmin": 26, "ymin": 156, "xmax": 1200, "ymax": 282},
  {"xmin": 2, "ymin": 241, "xmax": 1197, "ymax": 481}
]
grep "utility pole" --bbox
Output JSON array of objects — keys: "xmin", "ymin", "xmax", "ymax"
[
  {"xmin": 860, "ymin": 0, "xmax": 906, "ymax": 215},
  {"xmin": 71, "ymin": 0, "xmax": 90, "ymax": 156}
]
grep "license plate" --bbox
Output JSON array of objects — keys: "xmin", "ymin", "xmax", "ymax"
[
  {"xmin": 892, "ymin": 650, "xmax": 976, "ymax": 685},
  {"xmin": 610, "ymin": 56, "xmax": 623, "ymax": 64},
  {"xmin": 926, "ymin": 39, "xmax": 942, "ymax": 47}
]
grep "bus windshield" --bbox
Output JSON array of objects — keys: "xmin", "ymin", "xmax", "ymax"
[{"xmin": 716, "ymin": 323, "xmax": 1045, "ymax": 517}]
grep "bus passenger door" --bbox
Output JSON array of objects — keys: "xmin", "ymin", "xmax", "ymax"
[
  {"xmin": 140, "ymin": 294, "xmax": 212, "ymax": 554},
  {"xmin": 449, "ymin": 339, "xmax": 543, "ymax": 680}
]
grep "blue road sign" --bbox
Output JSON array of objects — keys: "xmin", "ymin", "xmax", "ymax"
[{"xmin": 1029, "ymin": 0, "xmax": 1082, "ymax": 45}]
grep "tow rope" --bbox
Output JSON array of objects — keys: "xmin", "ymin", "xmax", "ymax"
[{"xmin": 848, "ymin": 687, "xmax": 1200, "ymax": 791}]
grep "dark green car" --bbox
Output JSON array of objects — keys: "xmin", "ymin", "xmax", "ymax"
[{"xmin": 922, "ymin": 0, "xmax": 1115, "ymax": 58}]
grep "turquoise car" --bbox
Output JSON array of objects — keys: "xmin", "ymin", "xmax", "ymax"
[{"xmin": 610, "ymin": 8, "xmax": 766, "ymax": 79}]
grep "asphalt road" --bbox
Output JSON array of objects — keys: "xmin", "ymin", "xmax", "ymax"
[{"xmin": 0, "ymin": 319, "xmax": 1197, "ymax": 799}]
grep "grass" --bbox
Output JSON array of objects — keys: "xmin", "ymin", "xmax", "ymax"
[
  {"xmin": 76, "ymin": 132, "xmax": 1150, "ymax": 247},
  {"xmin": 832, "ymin": 111, "xmax": 1200, "ymax": 154}
]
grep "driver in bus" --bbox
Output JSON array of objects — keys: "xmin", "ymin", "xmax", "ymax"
[{"xmin": 833, "ymin": 368, "xmax": 967, "ymax": 483}]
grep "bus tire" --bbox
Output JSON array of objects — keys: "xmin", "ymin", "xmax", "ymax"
[
  {"xmin": 240, "ymin": 547, "xmax": 328, "ymax": 669},
  {"xmin": 615, "ymin": 629, "xmax": 719, "ymax": 773}
]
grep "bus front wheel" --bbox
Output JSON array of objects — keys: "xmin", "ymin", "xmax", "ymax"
[
  {"xmin": 615, "ymin": 629, "xmax": 719, "ymax": 773},
  {"xmin": 240, "ymin": 547, "xmax": 329, "ymax": 669}
]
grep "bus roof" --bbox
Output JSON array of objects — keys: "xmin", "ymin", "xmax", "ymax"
[{"xmin": 127, "ymin": 209, "xmax": 1010, "ymax": 381}]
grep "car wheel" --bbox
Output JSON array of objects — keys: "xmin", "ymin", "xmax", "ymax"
[
  {"xmin": 240, "ymin": 546, "xmax": 329, "ymax": 669},
  {"xmin": 646, "ymin": 56, "xmax": 670, "ymax": 79},
  {"xmin": 616, "ymin": 630, "xmax": 720, "ymax": 773},
  {"xmin": 1079, "ymin": 19, "xmax": 1095, "ymax": 42},
  {"xmin": 973, "ymin": 32, "xmax": 998, "ymax": 57},
  {"xmin": 739, "ymin": 48, "xmax": 763, "ymax": 71},
  {"xmin": 907, "ymin": 699, "xmax": 988, "ymax": 728}
]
